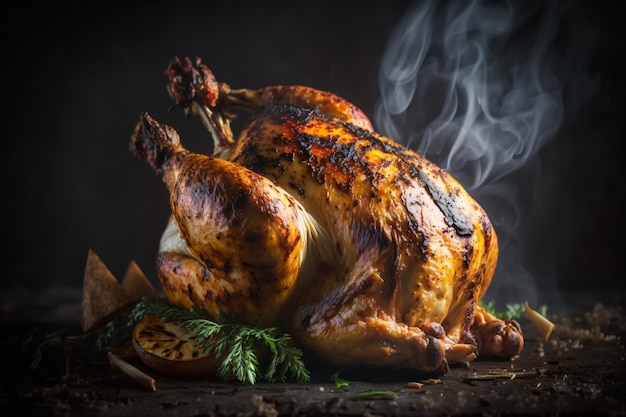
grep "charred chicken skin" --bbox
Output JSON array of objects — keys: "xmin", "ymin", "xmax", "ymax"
[{"xmin": 130, "ymin": 56, "xmax": 523, "ymax": 375}]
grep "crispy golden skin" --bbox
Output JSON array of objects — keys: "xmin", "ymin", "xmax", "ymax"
[{"xmin": 130, "ymin": 56, "xmax": 523, "ymax": 375}]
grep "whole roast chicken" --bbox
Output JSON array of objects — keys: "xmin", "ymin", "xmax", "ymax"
[{"xmin": 130, "ymin": 56, "xmax": 523, "ymax": 375}]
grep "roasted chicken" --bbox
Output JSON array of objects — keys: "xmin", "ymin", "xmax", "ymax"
[{"xmin": 130, "ymin": 56, "xmax": 523, "ymax": 375}]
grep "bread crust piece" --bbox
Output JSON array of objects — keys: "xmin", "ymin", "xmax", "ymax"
[{"xmin": 82, "ymin": 249, "xmax": 129, "ymax": 333}]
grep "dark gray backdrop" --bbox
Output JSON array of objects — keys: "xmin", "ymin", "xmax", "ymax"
[{"xmin": 3, "ymin": 1, "xmax": 624, "ymax": 310}]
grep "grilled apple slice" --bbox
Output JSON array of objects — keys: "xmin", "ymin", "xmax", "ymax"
[{"xmin": 132, "ymin": 315, "xmax": 219, "ymax": 377}]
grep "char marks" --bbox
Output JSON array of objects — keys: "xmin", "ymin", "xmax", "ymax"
[{"xmin": 411, "ymin": 167, "xmax": 474, "ymax": 237}]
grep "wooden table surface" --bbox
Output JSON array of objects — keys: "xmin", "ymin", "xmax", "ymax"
[{"xmin": 1, "ymin": 286, "xmax": 624, "ymax": 417}]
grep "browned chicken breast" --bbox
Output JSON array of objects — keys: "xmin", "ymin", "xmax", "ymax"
[{"xmin": 130, "ymin": 56, "xmax": 523, "ymax": 375}]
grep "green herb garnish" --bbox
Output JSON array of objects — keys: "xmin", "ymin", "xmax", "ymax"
[
  {"xmin": 134, "ymin": 297, "xmax": 310, "ymax": 385},
  {"xmin": 479, "ymin": 300, "xmax": 548, "ymax": 319},
  {"xmin": 354, "ymin": 391, "xmax": 396, "ymax": 400},
  {"xmin": 95, "ymin": 304, "xmax": 146, "ymax": 351},
  {"xmin": 330, "ymin": 371, "xmax": 359, "ymax": 388}
]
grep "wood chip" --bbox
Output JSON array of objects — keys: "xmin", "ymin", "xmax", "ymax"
[{"xmin": 464, "ymin": 368, "xmax": 539, "ymax": 381}]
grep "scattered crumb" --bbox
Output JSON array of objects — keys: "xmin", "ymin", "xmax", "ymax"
[
  {"xmin": 251, "ymin": 394, "xmax": 278, "ymax": 417},
  {"xmin": 553, "ymin": 303, "xmax": 624, "ymax": 341},
  {"xmin": 423, "ymin": 378, "xmax": 441, "ymax": 385}
]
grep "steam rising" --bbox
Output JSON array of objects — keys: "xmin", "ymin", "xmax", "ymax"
[{"xmin": 375, "ymin": 0, "xmax": 600, "ymax": 304}]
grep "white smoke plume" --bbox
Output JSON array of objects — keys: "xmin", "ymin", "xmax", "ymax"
[{"xmin": 375, "ymin": 0, "xmax": 604, "ymax": 305}]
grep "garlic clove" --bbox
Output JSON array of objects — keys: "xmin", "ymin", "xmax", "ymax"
[{"xmin": 525, "ymin": 301, "xmax": 555, "ymax": 341}]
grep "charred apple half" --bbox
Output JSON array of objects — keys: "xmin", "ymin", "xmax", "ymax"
[{"xmin": 130, "ymin": 56, "xmax": 524, "ymax": 375}]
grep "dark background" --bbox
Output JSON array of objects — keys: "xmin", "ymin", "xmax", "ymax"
[{"xmin": 3, "ymin": 1, "xmax": 624, "ymax": 311}]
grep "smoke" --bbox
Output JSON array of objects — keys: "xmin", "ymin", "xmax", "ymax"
[{"xmin": 375, "ymin": 0, "xmax": 604, "ymax": 305}]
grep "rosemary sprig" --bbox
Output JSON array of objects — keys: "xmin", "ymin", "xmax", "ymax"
[{"xmin": 134, "ymin": 297, "xmax": 310, "ymax": 385}]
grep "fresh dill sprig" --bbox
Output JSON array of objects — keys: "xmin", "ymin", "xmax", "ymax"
[{"xmin": 134, "ymin": 297, "xmax": 310, "ymax": 385}]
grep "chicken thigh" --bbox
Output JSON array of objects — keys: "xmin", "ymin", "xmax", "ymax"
[{"xmin": 130, "ymin": 57, "xmax": 523, "ymax": 375}]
